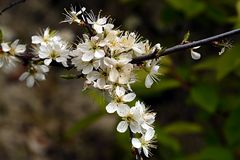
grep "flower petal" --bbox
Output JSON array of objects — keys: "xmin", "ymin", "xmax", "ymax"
[
  {"xmin": 19, "ymin": 72, "xmax": 29, "ymax": 81},
  {"xmin": 122, "ymin": 93, "xmax": 136, "ymax": 102},
  {"xmin": 145, "ymin": 74, "xmax": 153, "ymax": 88},
  {"xmin": 106, "ymin": 102, "xmax": 117, "ymax": 113},
  {"xmin": 117, "ymin": 121, "xmax": 128, "ymax": 133},
  {"xmin": 94, "ymin": 49, "xmax": 105, "ymax": 59},
  {"xmin": 44, "ymin": 59, "xmax": 52, "ymax": 66},
  {"xmin": 26, "ymin": 76, "xmax": 35, "ymax": 87},
  {"xmin": 191, "ymin": 50, "xmax": 201, "ymax": 60},
  {"xmin": 1, "ymin": 43, "xmax": 10, "ymax": 52},
  {"xmin": 144, "ymin": 128, "xmax": 155, "ymax": 141},
  {"xmin": 31, "ymin": 36, "xmax": 43, "ymax": 44},
  {"xmin": 117, "ymin": 104, "xmax": 130, "ymax": 117},
  {"xmin": 82, "ymin": 52, "xmax": 94, "ymax": 62},
  {"xmin": 131, "ymin": 138, "xmax": 141, "ymax": 148}
]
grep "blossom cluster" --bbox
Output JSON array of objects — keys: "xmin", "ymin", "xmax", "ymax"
[{"xmin": 0, "ymin": 6, "xmax": 163, "ymax": 158}]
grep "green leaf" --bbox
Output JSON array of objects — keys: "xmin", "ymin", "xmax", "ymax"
[
  {"xmin": 187, "ymin": 146, "xmax": 234, "ymax": 160},
  {"xmin": 182, "ymin": 31, "xmax": 190, "ymax": 43},
  {"xmin": 65, "ymin": 111, "xmax": 104, "ymax": 139},
  {"xmin": 166, "ymin": 0, "xmax": 206, "ymax": 18},
  {"xmin": 190, "ymin": 85, "xmax": 218, "ymax": 113},
  {"xmin": 156, "ymin": 128, "xmax": 181, "ymax": 152},
  {"xmin": 216, "ymin": 45, "xmax": 240, "ymax": 80},
  {"xmin": 163, "ymin": 122, "xmax": 202, "ymax": 135},
  {"xmin": 224, "ymin": 107, "xmax": 240, "ymax": 147}
]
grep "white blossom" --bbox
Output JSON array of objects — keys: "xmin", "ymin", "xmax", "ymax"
[
  {"xmin": 0, "ymin": 40, "xmax": 26, "ymax": 72},
  {"xmin": 106, "ymin": 86, "xmax": 136, "ymax": 115},
  {"xmin": 104, "ymin": 56, "xmax": 133, "ymax": 84},
  {"xmin": 145, "ymin": 59, "xmax": 160, "ymax": 88},
  {"xmin": 132, "ymin": 135, "xmax": 156, "ymax": 158},
  {"xmin": 62, "ymin": 6, "xmax": 86, "ymax": 24},
  {"xmin": 38, "ymin": 41, "xmax": 70, "ymax": 67},
  {"xmin": 32, "ymin": 28, "xmax": 61, "ymax": 45},
  {"xmin": 19, "ymin": 64, "xmax": 49, "ymax": 87},
  {"xmin": 116, "ymin": 105, "xmax": 142, "ymax": 133}
]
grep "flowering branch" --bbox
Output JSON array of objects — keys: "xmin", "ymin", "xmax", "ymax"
[
  {"xmin": 0, "ymin": 0, "xmax": 26, "ymax": 15},
  {"xmin": 0, "ymin": 5, "xmax": 236, "ymax": 160},
  {"xmin": 131, "ymin": 29, "xmax": 240, "ymax": 63}
]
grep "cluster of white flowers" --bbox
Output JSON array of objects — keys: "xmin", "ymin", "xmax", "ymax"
[
  {"xmin": 61, "ymin": 7, "xmax": 162, "ymax": 157},
  {"xmin": 0, "ymin": 6, "xmax": 163, "ymax": 158},
  {"xmin": 0, "ymin": 40, "xmax": 26, "ymax": 72},
  {"xmin": 0, "ymin": 5, "xmax": 229, "ymax": 159}
]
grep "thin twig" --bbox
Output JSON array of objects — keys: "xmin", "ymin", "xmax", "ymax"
[
  {"xmin": 131, "ymin": 29, "xmax": 240, "ymax": 64},
  {"xmin": 0, "ymin": 0, "xmax": 26, "ymax": 15}
]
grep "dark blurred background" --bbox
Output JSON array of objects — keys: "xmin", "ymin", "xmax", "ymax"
[{"xmin": 0, "ymin": 0, "xmax": 240, "ymax": 160}]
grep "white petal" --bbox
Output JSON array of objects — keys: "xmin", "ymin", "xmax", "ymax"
[
  {"xmin": 10, "ymin": 39, "xmax": 19, "ymax": 48},
  {"xmin": 109, "ymin": 68, "xmax": 119, "ymax": 82},
  {"xmin": 94, "ymin": 49, "xmax": 105, "ymax": 59},
  {"xmin": 31, "ymin": 36, "xmax": 43, "ymax": 44},
  {"xmin": 26, "ymin": 76, "xmax": 35, "ymax": 87},
  {"xmin": 143, "ymin": 147, "xmax": 149, "ymax": 157},
  {"xmin": 104, "ymin": 57, "xmax": 116, "ymax": 67},
  {"xmin": 82, "ymin": 52, "xmax": 94, "ymax": 62},
  {"xmin": 145, "ymin": 74, "xmax": 153, "ymax": 88},
  {"xmin": 15, "ymin": 45, "xmax": 26, "ymax": 54},
  {"xmin": 152, "ymin": 65, "xmax": 159, "ymax": 74},
  {"xmin": 115, "ymin": 86, "xmax": 125, "ymax": 97},
  {"xmin": 219, "ymin": 47, "xmax": 225, "ymax": 55},
  {"xmin": 44, "ymin": 59, "xmax": 52, "ymax": 66},
  {"xmin": 129, "ymin": 122, "xmax": 141, "ymax": 133},
  {"xmin": 106, "ymin": 102, "xmax": 117, "ymax": 113},
  {"xmin": 86, "ymin": 71, "xmax": 99, "ymax": 81},
  {"xmin": 117, "ymin": 121, "xmax": 128, "ymax": 133},
  {"xmin": 131, "ymin": 138, "xmax": 141, "ymax": 148},
  {"xmin": 35, "ymin": 73, "xmax": 46, "ymax": 81},
  {"xmin": 122, "ymin": 93, "xmax": 136, "ymax": 102},
  {"xmin": 82, "ymin": 64, "xmax": 93, "ymax": 74},
  {"xmin": 144, "ymin": 128, "xmax": 155, "ymax": 141},
  {"xmin": 1, "ymin": 43, "xmax": 10, "ymax": 52},
  {"xmin": 19, "ymin": 72, "xmax": 29, "ymax": 81},
  {"xmin": 93, "ymin": 24, "xmax": 103, "ymax": 34},
  {"xmin": 191, "ymin": 50, "xmax": 201, "ymax": 60},
  {"xmin": 117, "ymin": 104, "xmax": 130, "ymax": 117},
  {"xmin": 97, "ymin": 17, "xmax": 107, "ymax": 25},
  {"xmin": 40, "ymin": 65, "xmax": 49, "ymax": 72}
]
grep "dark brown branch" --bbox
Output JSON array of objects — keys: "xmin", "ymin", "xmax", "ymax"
[
  {"xmin": 0, "ymin": 0, "xmax": 26, "ymax": 15},
  {"xmin": 131, "ymin": 29, "xmax": 240, "ymax": 64}
]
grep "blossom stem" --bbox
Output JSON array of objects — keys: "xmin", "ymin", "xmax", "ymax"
[
  {"xmin": 0, "ymin": 0, "xmax": 26, "ymax": 15},
  {"xmin": 131, "ymin": 29, "xmax": 240, "ymax": 64}
]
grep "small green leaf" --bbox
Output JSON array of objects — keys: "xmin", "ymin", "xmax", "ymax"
[
  {"xmin": 216, "ymin": 45, "xmax": 240, "ymax": 80},
  {"xmin": 182, "ymin": 31, "xmax": 190, "ymax": 43},
  {"xmin": 163, "ymin": 122, "xmax": 202, "ymax": 135},
  {"xmin": 190, "ymin": 85, "xmax": 218, "ymax": 113}
]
